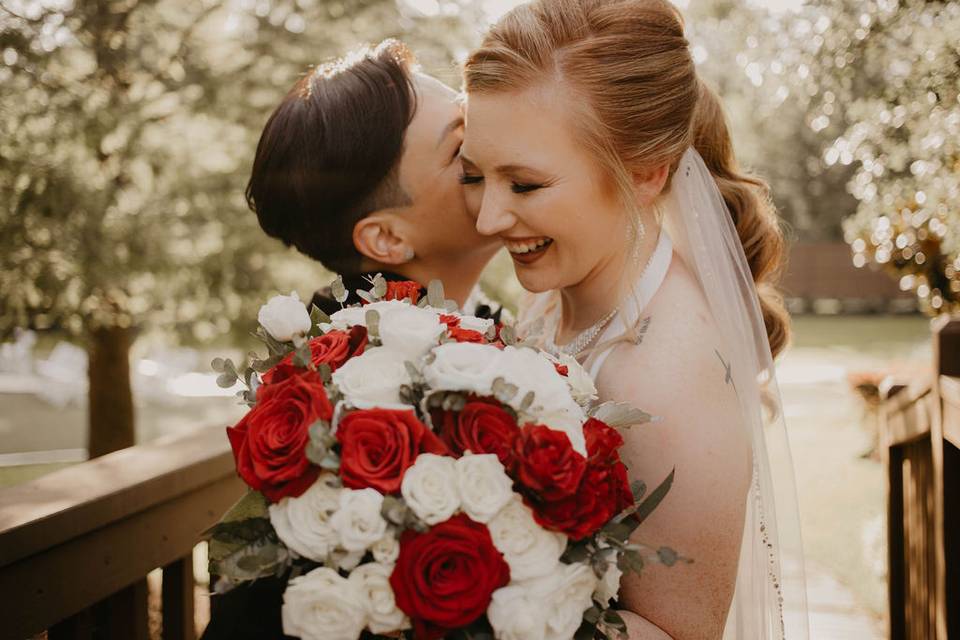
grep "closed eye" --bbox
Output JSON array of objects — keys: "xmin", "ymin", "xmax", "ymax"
[
  {"xmin": 459, "ymin": 173, "xmax": 484, "ymax": 185},
  {"xmin": 511, "ymin": 182, "xmax": 543, "ymax": 194}
]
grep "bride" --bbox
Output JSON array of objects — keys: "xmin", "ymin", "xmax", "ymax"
[{"xmin": 460, "ymin": 0, "xmax": 808, "ymax": 637}]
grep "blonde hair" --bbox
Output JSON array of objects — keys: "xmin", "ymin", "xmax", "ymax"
[{"xmin": 464, "ymin": 0, "xmax": 790, "ymax": 357}]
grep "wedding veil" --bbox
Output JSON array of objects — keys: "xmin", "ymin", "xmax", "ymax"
[{"xmin": 660, "ymin": 148, "xmax": 809, "ymax": 639}]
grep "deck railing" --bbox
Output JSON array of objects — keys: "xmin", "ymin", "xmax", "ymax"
[
  {"xmin": 880, "ymin": 315, "xmax": 959, "ymax": 640},
  {"xmin": 0, "ymin": 426, "xmax": 243, "ymax": 640}
]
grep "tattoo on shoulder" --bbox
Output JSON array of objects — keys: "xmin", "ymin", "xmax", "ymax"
[
  {"xmin": 633, "ymin": 316, "xmax": 652, "ymax": 346},
  {"xmin": 714, "ymin": 349, "xmax": 738, "ymax": 394}
]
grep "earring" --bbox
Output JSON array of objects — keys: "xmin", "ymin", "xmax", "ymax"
[{"xmin": 403, "ymin": 248, "xmax": 415, "ymax": 262}]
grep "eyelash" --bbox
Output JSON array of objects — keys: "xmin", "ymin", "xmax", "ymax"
[{"xmin": 457, "ymin": 173, "xmax": 544, "ymax": 195}]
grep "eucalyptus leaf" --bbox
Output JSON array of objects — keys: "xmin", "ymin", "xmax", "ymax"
[
  {"xmin": 583, "ymin": 606, "xmax": 602, "ymax": 625},
  {"xmin": 427, "ymin": 280, "xmax": 445, "ymax": 309},
  {"xmin": 356, "ymin": 289, "xmax": 374, "ymax": 304},
  {"xmin": 292, "ymin": 342, "xmax": 312, "ymax": 369},
  {"xmin": 372, "ymin": 274, "xmax": 388, "ymax": 299},
  {"xmin": 216, "ymin": 372, "xmax": 238, "ymax": 388},
  {"xmin": 211, "ymin": 357, "xmax": 225, "ymax": 372},
  {"xmin": 309, "ymin": 304, "xmax": 331, "ymax": 327},
  {"xmin": 630, "ymin": 480, "xmax": 647, "ymax": 503},
  {"xmin": 499, "ymin": 325, "xmax": 517, "ymax": 346},
  {"xmin": 657, "ymin": 546, "xmax": 679, "ymax": 567},
  {"xmin": 317, "ymin": 363, "xmax": 333, "ymax": 384},
  {"xmin": 590, "ymin": 401, "xmax": 655, "ymax": 428},
  {"xmin": 331, "ymin": 275, "xmax": 348, "ymax": 303},
  {"xmin": 574, "ymin": 622, "xmax": 597, "ymax": 640},
  {"xmin": 365, "ymin": 309, "xmax": 381, "ymax": 339},
  {"xmin": 631, "ymin": 468, "xmax": 675, "ymax": 529},
  {"xmin": 519, "ymin": 391, "xmax": 535, "ymax": 412}
]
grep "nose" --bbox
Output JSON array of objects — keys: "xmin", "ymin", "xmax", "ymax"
[{"xmin": 475, "ymin": 188, "xmax": 517, "ymax": 237}]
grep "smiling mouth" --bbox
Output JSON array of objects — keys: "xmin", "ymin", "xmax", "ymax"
[
  {"xmin": 503, "ymin": 237, "xmax": 554, "ymax": 265},
  {"xmin": 504, "ymin": 237, "xmax": 554, "ymax": 255}
]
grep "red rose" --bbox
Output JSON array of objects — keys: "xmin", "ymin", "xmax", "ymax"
[
  {"xmin": 554, "ymin": 363, "xmax": 569, "ymax": 376},
  {"xmin": 434, "ymin": 398, "xmax": 519, "ymax": 467},
  {"xmin": 438, "ymin": 314, "xmax": 460, "ymax": 329},
  {"xmin": 226, "ymin": 371, "xmax": 332, "ymax": 502},
  {"xmin": 526, "ymin": 461, "xmax": 632, "ymax": 539},
  {"xmin": 336, "ymin": 409, "xmax": 450, "ymax": 494},
  {"xmin": 262, "ymin": 327, "xmax": 367, "ymax": 384},
  {"xmin": 513, "ymin": 423, "xmax": 586, "ymax": 500},
  {"xmin": 448, "ymin": 326, "xmax": 486, "ymax": 343},
  {"xmin": 583, "ymin": 418, "xmax": 624, "ymax": 465},
  {"xmin": 385, "ymin": 280, "xmax": 422, "ymax": 303},
  {"xmin": 390, "ymin": 514, "xmax": 510, "ymax": 639}
]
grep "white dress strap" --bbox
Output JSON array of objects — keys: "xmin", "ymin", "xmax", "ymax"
[{"xmin": 586, "ymin": 230, "xmax": 674, "ymax": 380}]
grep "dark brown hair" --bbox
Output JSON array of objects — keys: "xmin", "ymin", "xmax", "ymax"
[{"xmin": 246, "ymin": 40, "xmax": 417, "ymax": 275}]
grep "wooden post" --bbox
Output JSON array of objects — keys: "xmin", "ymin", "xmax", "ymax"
[
  {"xmin": 162, "ymin": 554, "xmax": 196, "ymax": 640},
  {"xmin": 87, "ymin": 325, "xmax": 136, "ymax": 458},
  {"xmin": 931, "ymin": 316, "xmax": 960, "ymax": 639}
]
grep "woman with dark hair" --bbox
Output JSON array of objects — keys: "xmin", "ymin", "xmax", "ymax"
[{"xmin": 246, "ymin": 39, "xmax": 501, "ymax": 317}]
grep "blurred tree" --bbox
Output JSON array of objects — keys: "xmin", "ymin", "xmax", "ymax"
[
  {"xmin": 0, "ymin": 0, "xmax": 445, "ymax": 456},
  {"xmin": 682, "ymin": 0, "xmax": 859, "ymax": 242},
  {"xmin": 759, "ymin": 0, "xmax": 960, "ymax": 313}
]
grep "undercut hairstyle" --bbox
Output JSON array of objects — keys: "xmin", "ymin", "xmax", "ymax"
[{"xmin": 246, "ymin": 40, "xmax": 417, "ymax": 275}]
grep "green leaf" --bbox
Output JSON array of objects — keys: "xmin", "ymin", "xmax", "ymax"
[
  {"xmin": 631, "ymin": 468, "xmax": 675, "ymax": 528},
  {"xmin": 492, "ymin": 377, "xmax": 519, "ymax": 404},
  {"xmin": 574, "ymin": 621, "xmax": 598, "ymax": 640},
  {"xmin": 211, "ymin": 357, "xmax": 226, "ymax": 372},
  {"xmin": 601, "ymin": 521, "xmax": 633, "ymax": 543},
  {"xmin": 317, "ymin": 363, "xmax": 333, "ymax": 384},
  {"xmin": 590, "ymin": 401, "xmax": 656, "ymax": 428},
  {"xmin": 216, "ymin": 372, "xmax": 237, "ymax": 388},
  {"xmin": 365, "ymin": 309, "xmax": 381, "ymax": 339},
  {"xmin": 309, "ymin": 305, "xmax": 330, "ymax": 336},
  {"xmin": 427, "ymin": 280, "xmax": 445, "ymax": 308},
  {"xmin": 519, "ymin": 390, "xmax": 535, "ymax": 412},
  {"xmin": 331, "ymin": 275, "xmax": 348, "ymax": 303},
  {"xmin": 356, "ymin": 289, "xmax": 374, "ymax": 304},
  {"xmin": 372, "ymin": 273, "xmax": 388, "ymax": 299},
  {"xmin": 499, "ymin": 324, "xmax": 517, "ymax": 346},
  {"xmin": 292, "ymin": 342, "xmax": 312, "ymax": 368},
  {"xmin": 618, "ymin": 548, "xmax": 645, "ymax": 575},
  {"xmin": 657, "ymin": 546, "xmax": 679, "ymax": 567},
  {"xmin": 600, "ymin": 609, "xmax": 628, "ymax": 633},
  {"xmin": 630, "ymin": 480, "xmax": 647, "ymax": 503}
]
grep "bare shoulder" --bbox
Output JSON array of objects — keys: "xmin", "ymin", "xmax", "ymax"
[
  {"xmin": 593, "ymin": 258, "xmax": 754, "ymax": 636},
  {"xmin": 596, "ymin": 257, "xmax": 732, "ymax": 409}
]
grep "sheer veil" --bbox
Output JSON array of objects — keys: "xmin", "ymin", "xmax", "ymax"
[{"xmin": 660, "ymin": 148, "xmax": 809, "ymax": 639}]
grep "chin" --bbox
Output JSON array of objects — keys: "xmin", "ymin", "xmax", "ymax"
[{"xmin": 514, "ymin": 270, "xmax": 558, "ymax": 294}]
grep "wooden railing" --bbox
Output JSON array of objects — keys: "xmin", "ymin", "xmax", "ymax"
[
  {"xmin": 880, "ymin": 315, "xmax": 959, "ymax": 640},
  {"xmin": 0, "ymin": 426, "xmax": 244, "ymax": 640}
]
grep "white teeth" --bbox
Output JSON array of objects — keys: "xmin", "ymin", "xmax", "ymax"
[{"xmin": 506, "ymin": 238, "xmax": 553, "ymax": 255}]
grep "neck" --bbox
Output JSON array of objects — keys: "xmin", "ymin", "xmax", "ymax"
[{"xmin": 556, "ymin": 223, "xmax": 659, "ymax": 343}]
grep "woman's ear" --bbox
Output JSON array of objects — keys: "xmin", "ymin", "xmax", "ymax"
[
  {"xmin": 632, "ymin": 163, "xmax": 670, "ymax": 206},
  {"xmin": 353, "ymin": 214, "xmax": 415, "ymax": 266}
]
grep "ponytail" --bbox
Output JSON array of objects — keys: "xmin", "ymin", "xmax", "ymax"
[{"xmin": 692, "ymin": 80, "xmax": 791, "ymax": 358}]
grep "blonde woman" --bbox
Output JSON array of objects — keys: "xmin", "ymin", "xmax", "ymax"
[{"xmin": 460, "ymin": 0, "xmax": 808, "ymax": 637}]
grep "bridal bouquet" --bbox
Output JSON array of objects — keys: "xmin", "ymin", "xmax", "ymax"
[{"xmin": 206, "ymin": 276, "xmax": 681, "ymax": 640}]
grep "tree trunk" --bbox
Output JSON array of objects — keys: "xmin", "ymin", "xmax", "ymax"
[{"xmin": 87, "ymin": 325, "xmax": 136, "ymax": 458}]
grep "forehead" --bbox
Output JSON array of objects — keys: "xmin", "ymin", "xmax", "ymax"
[
  {"xmin": 406, "ymin": 73, "xmax": 459, "ymax": 136},
  {"xmin": 462, "ymin": 84, "xmax": 586, "ymax": 167}
]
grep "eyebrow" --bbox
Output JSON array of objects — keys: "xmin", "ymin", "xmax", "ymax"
[
  {"xmin": 436, "ymin": 117, "xmax": 464, "ymax": 148},
  {"xmin": 459, "ymin": 154, "xmax": 542, "ymax": 175}
]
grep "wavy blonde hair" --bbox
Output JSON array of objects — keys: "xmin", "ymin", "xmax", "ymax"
[{"xmin": 464, "ymin": 0, "xmax": 789, "ymax": 357}]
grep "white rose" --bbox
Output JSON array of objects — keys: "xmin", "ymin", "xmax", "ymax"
[
  {"xmin": 457, "ymin": 314, "xmax": 495, "ymax": 334},
  {"xmin": 349, "ymin": 562, "xmax": 410, "ymax": 634},
  {"xmin": 421, "ymin": 342, "xmax": 503, "ymax": 396},
  {"xmin": 331, "ymin": 347, "xmax": 411, "ymax": 407},
  {"xmin": 487, "ymin": 584, "xmax": 549, "ymax": 640},
  {"xmin": 528, "ymin": 563, "xmax": 598, "ymax": 640},
  {"xmin": 329, "ymin": 488, "xmax": 388, "ymax": 552},
  {"xmin": 499, "ymin": 347, "xmax": 588, "ymax": 455},
  {"xmin": 455, "ymin": 454, "xmax": 513, "ymax": 523},
  {"xmin": 281, "ymin": 567, "xmax": 366, "ymax": 640},
  {"xmin": 268, "ymin": 474, "xmax": 342, "ymax": 562},
  {"xmin": 258, "ymin": 292, "xmax": 312, "ymax": 342},
  {"xmin": 329, "ymin": 299, "xmax": 409, "ymax": 330},
  {"xmin": 557, "ymin": 352, "xmax": 598, "ymax": 406},
  {"xmin": 400, "ymin": 453, "xmax": 460, "ymax": 525},
  {"xmin": 378, "ymin": 305, "xmax": 445, "ymax": 360},
  {"xmin": 371, "ymin": 530, "xmax": 400, "ymax": 565},
  {"xmin": 488, "ymin": 496, "xmax": 567, "ymax": 581}
]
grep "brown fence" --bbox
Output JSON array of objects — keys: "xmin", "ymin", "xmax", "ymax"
[
  {"xmin": 783, "ymin": 242, "xmax": 914, "ymax": 305},
  {"xmin": 880, "ymin": 316, "xmax": 959, "ymax": 640},
  {"xmin": 0, "ymin": 426, "xmax": 243, "ymax": 640}
]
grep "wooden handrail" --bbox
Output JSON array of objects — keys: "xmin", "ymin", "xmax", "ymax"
[{"xmin": 0, "ymin": 426, "xmax": 244, "ymax": 640}]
